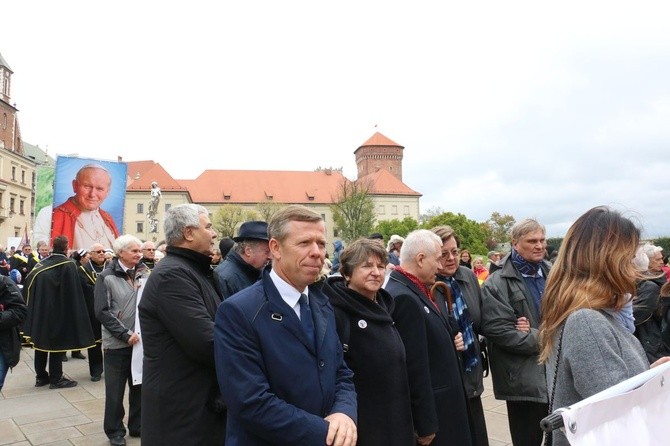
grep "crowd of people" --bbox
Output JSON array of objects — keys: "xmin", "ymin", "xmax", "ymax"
[{"xmin": 2, "ymin": 204, "xmax": 670, "ymax": 445}]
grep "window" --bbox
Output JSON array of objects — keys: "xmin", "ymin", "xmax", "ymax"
[
  {"xmin": 2, "ymin": 113, "xmax": 6, "ymax": 130},
  {"xmin": 378, "ymin": 205, "xmax": 385, "ymax": 214},
  {"xmin": 19, "ymin": 200, "xmax": 24, "ymax": 215},
  {"xmin": 391, "ymin": 205, "xmax": 398, "ymax": 215},
  {"xmin": 136, "ymin": 222, "xmax": 144, "ymax": 233},
  {"xmin": 137, "ymin": 203, "xmax": 144, "ymax": 213},
  {"xmin": 165, "ymin": 203, "xmax": 172, "ymax": 211},
  {"xmin": 11, "ymin": 167, "xmax": 15, "ymax": 181},
  {"xmin": 9, "ymin": 197, "xmax": 15, "ymax": 213},
  {"xmin": 21, "ymin": 170, "xmax": 25, "ymax": 184},
  {"xmin": 404, "ymin": 206, "xmax": 410, "ymax": 215}
]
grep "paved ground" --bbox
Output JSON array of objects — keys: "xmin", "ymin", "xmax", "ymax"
[{"xmin": 1, "ymin": 348, "xmax": 511, "ymax": 445}]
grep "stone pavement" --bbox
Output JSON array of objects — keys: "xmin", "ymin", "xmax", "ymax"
[{"xmin": 1, "ymin": 348, "xmax": 512, "ymax": 445}]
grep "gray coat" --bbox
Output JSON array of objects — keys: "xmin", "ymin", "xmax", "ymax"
[
  {"xmin": 480, "ymin": 254, "xmax": 551, "ymax": 402},
  {"xmin": 546, "ymin": 309, "xmax": 648, "ymax": 446},
  {"xmin": 94, "ymin": 259, "xmax": 149, "ymax": 350}
]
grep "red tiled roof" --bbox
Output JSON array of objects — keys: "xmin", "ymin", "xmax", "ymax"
[
  {"xmin": 358, "ymin": 169, "xmax": 421, "ymax": 196},
  {"xmin": 356, "ymin": 132, "xmax": 404, "ymax": 150},
  {"xmin": 126, "ymin": 161, "xmax": 188, "ymax": 191},
  {"xmin": 185, "ymin": 170, "xmax": 349, "ymax": 204}
]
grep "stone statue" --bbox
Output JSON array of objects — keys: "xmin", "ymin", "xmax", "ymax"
[{"xmin": 147, "ymin": 181, "xmax": 162, "ymax": 233}]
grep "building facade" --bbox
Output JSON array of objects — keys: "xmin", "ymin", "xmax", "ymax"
[
  {"xmin": 123, "ymin": 132, "xmax": 421, "ymax": 248},
  {"xmin": 0, "ymin": 52, "xmax": 36, "ymax": 248}
]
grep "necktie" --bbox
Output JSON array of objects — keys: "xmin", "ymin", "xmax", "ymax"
[
  {"xmin": 299, "ymin": 293, "xmax": 315, "ymax": 347},
  {"xmin": 127, "ymin": 268, "xmax": 135, "ymax": 281}
]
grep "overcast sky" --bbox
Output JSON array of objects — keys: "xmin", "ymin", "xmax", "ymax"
[{"xmin": 3, "ymin": 1, "xmax": 670, "ymax": 237}]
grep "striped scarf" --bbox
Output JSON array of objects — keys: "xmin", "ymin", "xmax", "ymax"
[{"xmin": 447, "ymin": 276, "xmax": 479, "ymax": 372}]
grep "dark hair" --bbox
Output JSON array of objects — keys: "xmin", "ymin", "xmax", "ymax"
[
  {"xmin": 339, "ymin": 238, "xmax": 388, "ymax": 279},
  {"xmin": 53, "ymin": 236, "xmax": 68, "ymax": 253}
]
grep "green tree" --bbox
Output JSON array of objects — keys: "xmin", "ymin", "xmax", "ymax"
[
  {"xmin": 373, "ymin": 217, "xmax": 419, "ymax": 241},
  {"xmin": 331, "ymin": 179, "xmax": 375, "ymax": 243},
  {"xmin": 546, "ymin": 237, "xmax": 564, "ymax": 252},
  {"xmin": 212, "ymin": 205, "xmax": 257, "ymax": 238},
  {"xmin": 652, "ymin": 237, "xmax": 670, "ymax": 255},
  {"xmin": 486, "ymin": 212, "xmax": 516, "ymax": 245},
  {"xmin": 422, "ymin": 212, "xmax": 488, "ymax": 254}
]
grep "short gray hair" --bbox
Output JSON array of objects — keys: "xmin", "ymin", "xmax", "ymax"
[
  {"xmin": 400, "ymin": 229, "xmax": 442, "ymax": 265},
  {"xmin": 640, "ymin": 243, "xmax": 662, "ymax": 260},
  {"xmin": 164, "ymin": 204, "xmax": 209, "ymax": 246},
  {"xmin": 113, "ymin": 234, "xmax": 142, "ymax": 255},
  {"xmin": 511, "ymin": 218, "xmax": 545, "ymax": 242}
]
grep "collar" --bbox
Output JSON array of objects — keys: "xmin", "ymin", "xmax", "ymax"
[
  {"xmin": 270, "ymin": 268, "xmax": 308, "ymax": 308},
  {"xmin": 165, "ymin": 246, "xmax": 212, "ymax": 272},
  {"xmin": 118, "ymin": 259, "xmax": 135, "ymax": 272}
]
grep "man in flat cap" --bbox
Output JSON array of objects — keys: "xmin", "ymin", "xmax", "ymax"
[{"xmin": 213, "ymin": 221, "xmax": 272, "ymax": 299}]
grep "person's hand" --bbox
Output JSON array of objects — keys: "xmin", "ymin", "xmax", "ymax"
[
  {"xmin": 127, "ymin": 332, "xmax": 140, "ymax": 346},
  {"xmin": 515, "ymin": 316, "xmax": 530, "ymax": 333},
  {"xmin": 417, "ymin": 433, "xmax": 436, "ymax": 445},
  {"xmin": 324, "ymin": 412, "xmax": 357, "ymax": 446},
  {"xmin": 453, "ymin": 332, "xmax": 464, "ymax": 351},
  {"xmin": 651, "ymin": 356, "xmax": 670, "ymax": 368}
]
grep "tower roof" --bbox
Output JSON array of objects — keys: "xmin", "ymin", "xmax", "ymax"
[
  {"xmin": 357, "ymin": 132, "xmax": 403, "ymax": 150},
  {"xmin": 0, "ymin": 52, "xmax": 12, "ymax": 72}
]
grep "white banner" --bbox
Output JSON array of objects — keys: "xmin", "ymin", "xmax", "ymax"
[
  {"xmin": 131, "ymin": 277, "xmax": 146, "ymax": 385},
  {"xmin": 559, "ymin": 361, "xmax": 670, "ymax": 445}
]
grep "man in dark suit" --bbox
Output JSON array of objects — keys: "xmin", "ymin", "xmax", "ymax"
[
  {"xmin": 214, "ymin": 205, "xmax": 357, "ymax": 445},
  {"xmin": 385, "ymin": 229, "xmax": 473, "ymax": 446},
  {"xmin": 139, "ymin": 204, "xmax": 225, "ymax": 445}
]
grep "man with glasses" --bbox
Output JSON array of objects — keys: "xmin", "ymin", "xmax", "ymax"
[
  {"xmin": 480, "ymin": 219, "xmax": 551, "ymax": 446},
  {"xmin": 214, "ymin": 220, "xmax": 272, "ymax": 299},
  {"xmin": 140, "ymin": 241, "xmax": 157, "ymax": 270}
]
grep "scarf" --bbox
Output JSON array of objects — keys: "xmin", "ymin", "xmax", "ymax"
[
  {"xmin": 510, "ymin": 248, "xmax": 541, "ymax": 276},
  {"xmin": 395, "ymin": 266, "xmax": 433, "ymax": 302},
  {"xmin": 447, "ymin": 277, "xmax": 479, "ymax": 372}
]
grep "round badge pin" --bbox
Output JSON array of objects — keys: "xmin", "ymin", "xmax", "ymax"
[{"xmin": 358, "ymin": 320, "xmax": 368, "ymax": 329}]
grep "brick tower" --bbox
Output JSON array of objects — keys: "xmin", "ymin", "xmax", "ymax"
[{"xmin": 354, "ymin": 132, "xmax": 404, "ymax": 181}]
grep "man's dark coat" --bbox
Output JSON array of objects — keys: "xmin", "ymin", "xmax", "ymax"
[
  {"xmin": 139, "ymin": 246, "xmax": 225, "ymax": 446},
  {"xmin": 386, "ymin": 270, "xmax": 473, "ymax": 446},
  {"xmin": 22, "ymin": 254, "xmax": 95, "ymax": 351}
]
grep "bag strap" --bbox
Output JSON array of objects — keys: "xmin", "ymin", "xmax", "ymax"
[{"xmin": 549, "ymin": 323, "xmax": 566, "ymax": 412}]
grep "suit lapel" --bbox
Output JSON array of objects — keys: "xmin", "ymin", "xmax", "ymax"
[
  {"xmin": 263, "ymin": 274, "xmax": 316, "ymax": 354},
  {"xmin": 309, "ymin": 287, "xmax": 329, "ymax": 353}
]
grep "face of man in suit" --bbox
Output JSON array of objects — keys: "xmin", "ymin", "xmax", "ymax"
[
  {"xmin": 270, "ymin": 219, "xmax": 326, "ymax": 291},
  {"xmin": 72, "ymin": 167, "xmax": 111, "ymax": 211}
]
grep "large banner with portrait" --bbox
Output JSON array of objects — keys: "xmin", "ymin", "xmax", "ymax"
[{"xmin": 34, "ymin": 156, "xmax": 128, "ymax": 251}]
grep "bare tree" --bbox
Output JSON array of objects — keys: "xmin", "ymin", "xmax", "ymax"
[
  {"xmin": 331, "ymin": 179, "xmax": 375, "ymax": 242},
  {"xmin": 212, "ymin": 205, "xmax": 258, "ymax": 238}
]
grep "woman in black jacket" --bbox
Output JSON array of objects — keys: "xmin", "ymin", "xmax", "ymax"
[
  {"xmin": 0, "ymin": 275, "xmax": 27, "ymax": 390},
  {"xmin": 323, "ymin": 238, "xmax": 414, "ymax": 446}
]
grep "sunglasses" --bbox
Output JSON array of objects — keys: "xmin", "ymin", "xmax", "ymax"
[{"xmin": 93, "ymin": 250, "xmax": 105, "ymax": 254}]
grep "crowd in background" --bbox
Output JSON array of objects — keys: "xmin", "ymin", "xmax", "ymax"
[{"xmin": 2, "ymin": 204, "xmax": 670, "ymax": 446}]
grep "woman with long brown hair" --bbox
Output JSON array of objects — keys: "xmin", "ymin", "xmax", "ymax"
[{"xmin": 539, "ymin": 206, "xmax": 670, "ymax": 446}]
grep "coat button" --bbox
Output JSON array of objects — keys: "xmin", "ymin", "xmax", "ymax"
[{"xmin": 319, "ymin": 360, "xmax": 325, "ymax": 367}]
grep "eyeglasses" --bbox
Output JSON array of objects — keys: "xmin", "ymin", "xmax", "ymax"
[
  {"xmin": 143, "ymin": 248, "xmax": 156, "ymax": 251},
  {"xmin": 93, "ymin": 250, "xmax": 105, "ymax": 254},
  {"xmin": 441, "ymin": 249, "xmax": 460, "ymax": 258}
]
